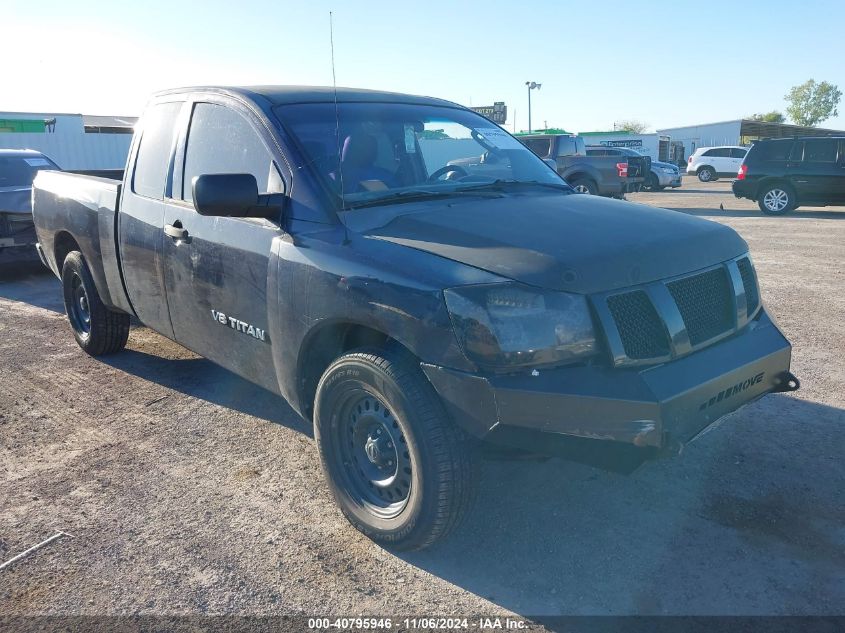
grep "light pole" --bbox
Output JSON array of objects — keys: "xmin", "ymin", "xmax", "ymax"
[{"xmin": 525, "ymin": 81, "xmax": 541, "ymax": 133}]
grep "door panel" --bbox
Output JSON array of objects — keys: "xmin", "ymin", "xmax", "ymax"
[
  {"xmin": 788, "ymin": 139, "xmax": 839, "ymax": 203},
  {"xmin": 117, "ymin": 100, "xmax": 184, "ymax": 338},
  {"xmin": 161, "ymin": 100, "xmax": 285, "ymax": 391},
  {"xmin": 161, "ymin": 210, "xmax": 280, "ymax": 391}
]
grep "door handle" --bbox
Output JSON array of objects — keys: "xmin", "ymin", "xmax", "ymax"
[{"xmin": 164, "ymin": 222, "xmax": 189, "ymax": 241}]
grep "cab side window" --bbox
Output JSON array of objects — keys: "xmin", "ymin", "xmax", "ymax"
[
  {"xmin": 182, "ymin": 102, "xmax": 283, "ymax": 202},
  {"xmin": 132, "ymin": 102, "xmax": 182, "ymax": 199}
]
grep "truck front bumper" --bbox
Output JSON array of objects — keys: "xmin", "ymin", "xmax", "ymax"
[{"xmin": 422, "ymin": 310, "xmax": 794, "ymax": 455}]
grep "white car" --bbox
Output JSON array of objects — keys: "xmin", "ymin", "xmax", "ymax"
[{"xmin": 686, "ymin": 146, "xmax": 748, "ymax": 182}]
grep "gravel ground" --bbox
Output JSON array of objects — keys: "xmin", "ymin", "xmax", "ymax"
[{"xmin": 1, "ymin": 178, "xmax": 843, "ymax": 623}]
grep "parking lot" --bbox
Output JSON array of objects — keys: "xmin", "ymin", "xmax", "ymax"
[{"xmin": 1, "ymin": 178, "xmax": 843, "ymax": 619}]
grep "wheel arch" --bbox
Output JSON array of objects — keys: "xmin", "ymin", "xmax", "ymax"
[
  {"xmin": 296, "ymin": 319, "xmax": 412, "ymax": 421},
  {"xmin": 53, "ymin": 231, "xmax": 82, "ymax": 274}
]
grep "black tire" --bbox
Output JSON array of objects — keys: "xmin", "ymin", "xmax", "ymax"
[
  {"xmin": 644, "ymin": 173, "xmax": 660, "ymax": 191},
  {"xmin": 697, "ymin": 166, "xmax": 717, "ymax": 182},
  {"xmin": 313, "ymin": 346, "xmax": 477, "ymax": 550},
  {"xmin": 569, "ymin": 178, "xmax": 597, "ymax": 195},
  {"xmin": 758, "ymin": 183, "xmax": 796, "ymax": 215},
  {"xmin": 61, "ymin": 251, "xmax": 130, "ymax": 355}
]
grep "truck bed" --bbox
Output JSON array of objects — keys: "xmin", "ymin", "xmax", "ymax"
[{"xmin": 32, "ymin": 170, "xmax": 133, "ymax": 314}]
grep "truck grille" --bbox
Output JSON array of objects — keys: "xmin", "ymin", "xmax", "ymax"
[
  {"xmin": 606, "ymin": 291, "xmax": 669, "ymax": 359},
  {"xmin": 597, "ymin": 256, "xmax": 761, "ymax": 366},
  {"xmin": 666, "ymin": 267, "xmax": 733, "ymax": 345},
  {"xmin": 737, "ymin": 257, "xmax": 759, "ymax": 315}
]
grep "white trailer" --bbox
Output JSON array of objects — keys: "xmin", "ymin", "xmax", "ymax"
[{"xmin": 578, "ymin": 132, "xmax": 671, "ymax": 162}]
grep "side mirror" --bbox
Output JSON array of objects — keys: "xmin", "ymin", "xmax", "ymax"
[{"xmin": 192, "ymin": 173, "xmax": 261, "ymax": 217}]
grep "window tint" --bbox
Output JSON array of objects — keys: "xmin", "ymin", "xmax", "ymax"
[
  {"xmin": 730, "ymin": 148, "xmax": 748, "ymax": 158},
  {"xmin": 753, "ymin": 140, "xmax": 792, "ymax": 161},
  {"xmin": 704, "ymin": 148, "xmax": 729, "ymax": 157},
  {"xmin": 132, "ymin": 102, "xmax": 182, "ymax": 199},
  {"xmin": 789, "ymin": 142, "xmax": 804, "ymax": 161},
  {"xmin": 182, "ymin": 103, "xmax": 279, "ymax": 202},
  {"xmin": 523, "ymin": 138, "xmax": 552, "ymax": 157},
  {"xmin": 802, "ymin": 139, "xmax": 837, "ymax": 163},
  {"xmin": 586, "ymin": 149, "xmax": 606, "ymax": 156}
]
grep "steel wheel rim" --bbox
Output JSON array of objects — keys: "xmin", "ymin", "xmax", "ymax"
[
  {"xmin": 69, "ymin": 273, "xmax": 91, "ymax": 338},
  {"xmin": 764, "ymin": 189, "xmax": 788, "ymax": 211},
  {"xmin": 335, "ymin": 392, "xmax": 412, "ymax": 519},
  {"xmin": 574, "ymin": 184, "xmax": 590, "ymax": 194}
]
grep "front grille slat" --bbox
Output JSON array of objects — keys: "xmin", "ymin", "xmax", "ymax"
[
  {"xmin": 737, "ymin": 257, "xmax": 759, "ymax": 315},
  {"xmin": 602, "ymin": 259, "xmax": 757, "ymax": 366},
  {"xmin": 606, "ymin": 290, "xmax": 669, "ymax": 360},
  {"xmin": 666, "ymin": 267, "xmax": 734, "ymax": 346}
]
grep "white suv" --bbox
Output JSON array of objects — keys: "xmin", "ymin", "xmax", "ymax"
[{"xmin": 686, "ymin": 146, "xmax": 748, "ymax": 182}]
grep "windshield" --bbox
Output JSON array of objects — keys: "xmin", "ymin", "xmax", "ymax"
[
  {"xmin": 0, "ymin": 155, "xmax": 59, "ymax": 188},
  {"xmin": 276, "ymin": 102, "xmax": 567, "ymax": 208}
]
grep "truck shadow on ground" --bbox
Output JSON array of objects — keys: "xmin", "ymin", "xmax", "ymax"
[
  {"xmin": 401, "ymin": 394, "xmax": 845, "ymax": 616},
  {"xmin": 0, "ymin": 265, "xmax": 64, "ymax": 313},
  {"xmin": 101, "ymin": 348, "xmax": 311, "ymax": 436}
]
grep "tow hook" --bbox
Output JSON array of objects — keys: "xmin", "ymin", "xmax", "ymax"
[{"xmin": 773, "ymin": 371, "xmax": 800, "ymax": 393}]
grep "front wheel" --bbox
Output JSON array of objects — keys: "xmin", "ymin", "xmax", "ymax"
[
  {"xmin": 61, "ymin": 251, "xmax": 130, "ymax": 355},
  {"xmin": 314, "ymin": 347, "xmax": 477, "ymax": 550},
  {"xmin": 758, "ymin": 184, "xmax": 796, "ymax": 215},
  {"xmin": 697, "ymin": 166, "xmax": 716, "ymax": 182}
]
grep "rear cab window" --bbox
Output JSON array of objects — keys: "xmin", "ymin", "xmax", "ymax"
[
  {"xmin": 132, "ymin": 102, "xmax": 183, "ymax": 199},
  {"xmin": 523, "ymin": 138, "xmax": 552, "ymax": 157}
]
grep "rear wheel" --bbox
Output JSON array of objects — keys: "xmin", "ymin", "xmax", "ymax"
[
  {"xmin": 758, "ymin": 184, "xmax": 795, "ymax": 215},
  {"xmin": 314, "ymin": 347, "xmax": 477, "ymax": 550},
  {"xmin": 697, "ymin": 166, "xmax": 716, "ymax": 182},
  {"xmin": 644, "ymin": 173, "xmax": 660, "ymax": 191},
  {"xmin": 61, "ymin": 251, "xmax": 130, "ymax": 355},
  {"xmin": 569, "ymin": 178, "xmax": 597, "ymax": 195}
]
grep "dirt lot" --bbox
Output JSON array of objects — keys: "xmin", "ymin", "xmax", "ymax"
[{"xmin": 1, "ymin": 178, "xmax": 844, "ymax": 622}]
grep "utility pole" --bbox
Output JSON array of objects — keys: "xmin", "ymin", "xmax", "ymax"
[{"xmin": 525, "ymin": 81, "xmax": 541, "ymax": 133}]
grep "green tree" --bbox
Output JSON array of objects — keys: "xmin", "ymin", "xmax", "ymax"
[
  {"xmin": 614, "ymin": 119, "xmax": 650, "ymax": 134},
  {"xmin": 749, "ymin": 111, "xmax": 786, "ymax": 123},
  {"xmin": 419, "ymin": 129, "xmax": 451, "ymax": 140},
  {"xmin": 785, "ymin": 79, "xmax": 842, "ymax": 126}
]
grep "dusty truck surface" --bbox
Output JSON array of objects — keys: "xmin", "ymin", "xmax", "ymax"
[{"xmin": 33, "ymin": 86, "xmax": 799, "ymax": 550}]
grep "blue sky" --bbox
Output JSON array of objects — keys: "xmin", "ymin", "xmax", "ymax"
[{"xmin": 4, "ymin": 0, "xmax": 844, "ymax": 133}]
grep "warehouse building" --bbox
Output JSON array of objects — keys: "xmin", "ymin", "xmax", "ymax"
[
  {"xmin": 0, "ymin": 112, "xmax": 135, "ymax": 170},
  {"xmin": 657, "ymin": 119, "xmax": 845, "ymax": 163}
]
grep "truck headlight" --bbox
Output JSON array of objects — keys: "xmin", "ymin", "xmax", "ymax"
[{"xmin": 444, "ymin": 283, "xmax": 598, "ymax": 369}]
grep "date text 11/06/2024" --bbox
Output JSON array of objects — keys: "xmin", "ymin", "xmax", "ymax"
[{"xmin": 307, "ymin": 617, "xmax": 530, "ymax": 630}]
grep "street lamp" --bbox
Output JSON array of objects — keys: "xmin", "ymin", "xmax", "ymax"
[{"xmin": 525, "ymin": 81, "xmax": 541, "ymax": 133}]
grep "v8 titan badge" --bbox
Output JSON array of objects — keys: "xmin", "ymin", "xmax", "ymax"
[{"xmin": 211, "ymin": 309, "xmax": 268, "ymax": 342}]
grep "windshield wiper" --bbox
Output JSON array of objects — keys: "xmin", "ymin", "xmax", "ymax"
[
  {"xmin": 454, "ymin": 179, "xmax": 573, "ymax": 193},
  {"xmin": 344, "ymin": 188, "xmax": 501, "ymax": 210}
]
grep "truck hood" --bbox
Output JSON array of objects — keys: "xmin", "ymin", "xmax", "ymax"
[
  {"xmin": 0, "ymin": 186, "xmax": 33, "ymax": 215},
  {"xmin": 358, "ymin": 192, "xmax": 747, "ymax": 294}
]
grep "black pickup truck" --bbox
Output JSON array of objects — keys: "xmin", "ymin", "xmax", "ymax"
[
  {"xmin": 33, "ymin": 86, "xmax": 798, "ymax": 550},
  {"xmin": 520, "ymin": 133, "xmax": 648, "ymax": 196}
]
